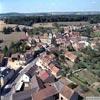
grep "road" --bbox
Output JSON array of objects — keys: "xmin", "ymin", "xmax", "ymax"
[{"xmin": 1, "ymin": 57, "xmax": 38, "ymax": 100}]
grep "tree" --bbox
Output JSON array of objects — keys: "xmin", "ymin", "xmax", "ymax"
[
  {"xmin": 97, "ymin": 88, "xmax": 100, "ymax": 93},
  {"xmin": 3, "ymin": 45, "xmax": 8, "ymax": 56},
  {"xmin": 67, "ymin": 45, "xmax": 75, "ymax": 51},
  {"xmin": 53, "ymin": 22, "xmax": 59, "ymax": 28},
  {"xmin": 3, "ymin": 27, "xmax": 14, "ymax": 34},
  {"xmin": 15, "ymin": 26, "xmax": 21, "ymax": 32},
  {"xmin": 22, "ymin": 27, "xmax": 27, "ymax": 33}
]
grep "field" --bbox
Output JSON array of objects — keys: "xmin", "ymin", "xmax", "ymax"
[
  {"xmin": 32, "ymin": 21, "xmax": 90, "ymax": 28},
  {"xmin": 0, "ymin": 32, "xmax": 26, "ymax": 49},
  {"xmin": 32, "ymin": 23, "xmax": 54, "ymax": 28},
  {"xmin": 70, "ymin": 69, "xmax": 99, "ymax": 86},
  {"xmin": 0, "ymin": 20, "xmax": 33, "ymax": 49},
  {"xmin": 57, "ymin": 21, "xmax": 90, "ymax": 26}
]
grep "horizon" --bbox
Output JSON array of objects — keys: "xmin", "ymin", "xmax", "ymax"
[
  {"xmin": 1, "ymin": 11, "xmax": 100, "ymax": 14},
  {"xmin": 0, "ymin": 0, "xmax": 100, "ymax": 13}
]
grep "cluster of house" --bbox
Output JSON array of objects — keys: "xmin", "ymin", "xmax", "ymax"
[
  {"xmin": 12, "ymin": 65, "xmax": 83, "ymax": 100},
  {"xmin": 7, "ymin": 50, "xmax": 34, "ymax": 70},
  {"xmin": 36, "ymin": 52, "xmax": 61, "ymax": 78},
  {"xmin": 0, "ymin": 23, "xmax": 100, "ymax": 100}
]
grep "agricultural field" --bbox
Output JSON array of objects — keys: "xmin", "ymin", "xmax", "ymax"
[
  {"xmin": 57, "ymin": 21, "xmax": 90, "ymax": 26},
  {"xmin": 32, "ymin": 22, "xmax": 54, "ymax": 28}
]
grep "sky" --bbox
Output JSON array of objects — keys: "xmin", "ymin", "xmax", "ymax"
[{"xmin": 0, "ymin": 0, "xmax": 100, "ymax": 13}]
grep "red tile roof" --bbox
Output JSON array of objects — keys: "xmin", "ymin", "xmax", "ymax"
[
  {"xmin": 49, "ymin": 63, "xmax": 60, "ymax": 76},
  {"xmin": 60, "ymin": 85, "xmax": 79, "ymax": 99},
  {"xmin": 64, "ymin": 51, "xmax": 77, "ymax": 62},
  {"xmin": 33, "ymin": 85, "xmax": 58, "ymax": 100},
  {"xmin": 38, "ymin": 70, "xmax": 49, "ymax": 81},
  {"xmin": 40, "ymin": 53, "xmax": 55, "ymax": 66}
]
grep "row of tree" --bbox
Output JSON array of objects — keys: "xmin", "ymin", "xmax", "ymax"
[{"xmin": 4, "ymin": 15, "xmax": 100, "ymax": 26}]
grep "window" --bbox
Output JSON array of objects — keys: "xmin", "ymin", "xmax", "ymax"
[{"xmin": 61, "ymin": 97, "xmax": 63, "ymax": 100}]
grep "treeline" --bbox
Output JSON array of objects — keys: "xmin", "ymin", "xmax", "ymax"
[{"xmin": 4, "ymin": 15, "xmax": 100, "ymax": 26}]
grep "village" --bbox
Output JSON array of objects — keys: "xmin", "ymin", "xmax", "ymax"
[{"xmin": 0, "ymin": 20, "xmax": 100, "ymax": 100}]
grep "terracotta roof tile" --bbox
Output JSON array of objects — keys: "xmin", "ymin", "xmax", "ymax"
[
  {"xmin": 33, "ymin": 85, "xmax": 58, "ymax": 100},
  {"xmin": 38, "ymin": 70, "xmax": 49, "ymax": 81},
  {"xmin": 64, "ymin": 51, "xmax": 77, "ymax": 62}
]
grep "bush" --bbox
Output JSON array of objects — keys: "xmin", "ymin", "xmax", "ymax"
[
  {"xmin": 3, "ymin": 27, "xmax": 14, "ymax": 34},
  {"xmin": 97, "ymin": 88, "xmax": 100, "ymax": 93}
]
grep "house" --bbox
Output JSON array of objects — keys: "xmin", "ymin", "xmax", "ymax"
[
  {"xmin": 33, "ymin": 34, "xmax": 49, "ymax": 44},
  {"xmin": 32, "ymin": 85, "xmax": 58, "ymax": 100},
  {"xmin": 49, "ymin": 63, "xmax": 61, "ymax": 78},
  {"xmin": 13, "ymin": 74, "xmax": 82, "ymax": 100},
  {"xmin": 34, "ymin": 43, "xmax": 43, "ymax": 51},
  {"xmin": 38, "ymin": 70, "xmax": 55, "ymax": 83},
  {"xmin": 8, "ymin": 51, "xmax": 34, "ymax": 70},
  {"xmin": 30, "ymin": 75, "xmax": 45, "ymax": 93},
  {"xmin": 13, "ymin": 75, "xmax": 45, "ymax": 100},
  {"xmin": 80, "ymin": 36, "xmax": 88, "ymax": 41},
  {"xmin": 64, "ymin": 51, "xmax": 78, "ymax": 62},
  {"xmin": 36, "ymin": 58, "xmax": 46, "ymax": 70},
  {"xmin": 72, "ymin": 41, "xmax": 89, "ymax": 51},
  {"xmin": 69, "ymin": 32, "xmax": 80, "ymax": 37},
  {"xmin": 36, "ymin": 52, "xmax": 55, "ymax": 70},
  {"xmin": 12, "ymin": 89, "xmax": 33, "ymax": 100},
  {"xmin": 38, "ymin": 70, "xmax": 49, "ymax": 81},
  {"xmin": 32, "ymin": 79, "xmax": 82, "ymax": 100},
  {"xmin": 90, "ymin": 41, "xmax": 100, "ymax": 50},
  {"xmin": 59, "ymin": 78, "xmax": 77, "ymax": 89},
  {"xmin": 59, "ymin": 86, "xmax": 80, "ymax": 100},
  {"xmin": 0, "ymin": 67, "xmax": 15, "ymax": 87},
  {"xmin": 7, "ymin": 58, "xmax": 23, "ymax": 70},
  {"xmin": 26, "ymin": 65, "xmax": 37, "ymax": 78},
  {"xmin": 55, "ymin": 34, "xmax": 70, "ymax": 47},
  {"xmin": 15, "ymin": 74, "xmax": 30, "ymax": 92},
  {"xmin": 52, "ymin": 80, "xmax": 82, "ymax": 100},
  {"xmin": 11, "ymin": 53, "xmax": 20, "ymax": 61},
  {"xmin": 24, "ymin": 50, "xmax": 34, "ymax": 64},
  {"xmin": 36, "ymin": 52, "xmax": 61, "ymax": 78}
]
